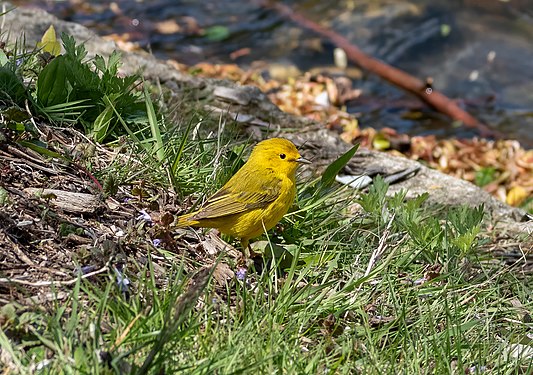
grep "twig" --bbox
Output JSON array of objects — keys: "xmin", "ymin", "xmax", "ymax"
[
  {"xmin": 364, "ymin": 212, "xmax": 395, "ymax": 277},
  {"xmin": 4, "ymin": 145, "xmax": 60, "ymax": 175},
  {"xmin": 1, "ymin": 233, "xmax": 35, "ymax": 267},
  {"xmin": 111, "ymin": 313, "xmax": 143, "ymax": 351},
  {"xmin": 261, "ymin": 1, "xmax": 502, "ymax": 139},
  {"xmin": 69, "ymin": 160, "xmax": 104, "ymax": 192},
  {"xmin": 0, "ymin": 266, "xmax": 109, "ymax": 287},
  {"xmin": 383, "ymin": 166, "xmax": 421, "ymax": 185},
  {"xmin": 25, "ymin": 99, "xmax": 46, "ymax": 138}
]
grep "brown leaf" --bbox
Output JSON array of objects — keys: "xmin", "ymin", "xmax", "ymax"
[{"xmin": 154, "ymin": 19, "xmax": 181, "ymax": 34}]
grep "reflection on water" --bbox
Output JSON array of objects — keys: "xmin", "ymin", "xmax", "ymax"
[{"xmin": 10, "ymin": 0, "xmax": 533, "ymax": 145}]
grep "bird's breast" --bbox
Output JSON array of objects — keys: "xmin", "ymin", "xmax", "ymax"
[{"xmin": 260, "ymin": 176, "xmax": 296, "ymax": 230}]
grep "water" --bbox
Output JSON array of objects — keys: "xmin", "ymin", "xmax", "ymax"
[{"xmin": 12, "ymin": 0, "xmax": 533, "ymax": 146}]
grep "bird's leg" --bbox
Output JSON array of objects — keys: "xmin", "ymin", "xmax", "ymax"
[
  {"xmin": 247, "ymin": 244, "xmax": 260, "ymax": 258},
  {"xmin": 240, "ymin": 239, "xmax": 249, "ymax": 258},
  {"xmin": 237, "ymin": 239, "xmax": 259, "ymax": 268},
  {"xmin": 236, "ymin": 239, "xmax": 247, "ymax": 267},
  {"xmin": 241, "ymin": 239, "xmax": 260, "ymax": 259}
]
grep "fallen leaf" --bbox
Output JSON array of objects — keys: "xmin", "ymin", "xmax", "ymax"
[
  {"xmin": 506, "ymin": 186, "xmax": 528, "ymax": 206},
  {"xmin": 155, "ymin": 19, "xmax": 181, "ymax": 34},
  {"xmin": 37, "ymin": 25, "xmax": 61, "ymax": 56}
]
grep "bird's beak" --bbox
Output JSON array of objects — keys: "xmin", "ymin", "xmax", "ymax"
[{"xmin": 296, "ymin": 156, "xmax": 311, "ymax": 164}]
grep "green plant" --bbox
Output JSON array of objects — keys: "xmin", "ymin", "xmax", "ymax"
[
  {"xmin": 34, "ymin": 34, "xmax": 145, "ymax": 142},
  {"xmin": 475, "ymin": 167, "xmax": 497, "ymax": 187}
]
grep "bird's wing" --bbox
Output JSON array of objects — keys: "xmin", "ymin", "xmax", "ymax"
[{"xmin": 191, "ymin": 171, "xmax": 282, "ymax": 220}]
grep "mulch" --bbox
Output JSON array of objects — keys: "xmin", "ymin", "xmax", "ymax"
[{"xmin": 0, "ymin": 125, "xmax": 240, "ymax": 306}]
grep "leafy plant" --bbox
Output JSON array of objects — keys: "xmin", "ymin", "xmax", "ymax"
[
  {"xmin": 355, "ymin": 176, "xmax": 485, "ymax": 267},
  {"xmin": 0, "ymin": 67, "xmax": 27, "ymax": 106},
  {"xmin": 35, "ymin": 33, "xmax": 146, "ymax": 142}
]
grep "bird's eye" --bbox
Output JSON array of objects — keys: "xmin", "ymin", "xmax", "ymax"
[{"xmin": 279, "ymin": 153, "xmax": 286, "ymax": 159}]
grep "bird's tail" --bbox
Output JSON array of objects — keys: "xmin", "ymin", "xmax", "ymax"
[{"xmin": 175, "ymin": 212, "xmax": 199, "ymax": 228}]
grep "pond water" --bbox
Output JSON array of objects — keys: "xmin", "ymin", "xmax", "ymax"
[{"xmin": 11, "ymin": 0, "xmax": 533, "ymax": 146}]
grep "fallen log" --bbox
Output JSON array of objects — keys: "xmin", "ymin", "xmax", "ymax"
[{"xmin": 24, "ymin": 188, "xmax": 100, "ymax": 214}]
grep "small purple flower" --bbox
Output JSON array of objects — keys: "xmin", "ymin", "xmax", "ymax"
[
  {"xmin": 114, "ymin": 266, "xmax": 130, "ymax": 293},
  {"xmin": 236, "ymin": 267, "xmax": 247, "ymax": 281},
  {"xmin": 152, "ymin": 239, "xmax": 161, "ymax": 247},
  {"xmin": 136, "ymin": 209, "xmax": 152, "ymax": 222}
]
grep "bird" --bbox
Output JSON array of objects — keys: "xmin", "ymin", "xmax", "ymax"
[{"xmin": 176, "ymin": 138, "xmax": 310, "ymax": 256}]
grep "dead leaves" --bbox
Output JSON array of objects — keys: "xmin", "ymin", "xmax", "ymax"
[{"xmin": 407, "ymin": 138, "xmax": 533, "ymax": 208}]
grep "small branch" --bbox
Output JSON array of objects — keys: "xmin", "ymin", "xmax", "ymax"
[
  {"xmin": 111, "ymin": 313, "xmax": 143, "ymax": 351},
  {"xmin": 262, "ymin": 1, "xmax": 502, "ymax": 139},
  {"xmin": 70, "ymin": 160, "xmax": 104, "ymax": 192},
  {"xmin": 0, "ymin": 266, "xmax": 108, "ymax": 287},
  {"xmin": 364, "ymin": 213, "xmax": 395, "ymax": 277}
]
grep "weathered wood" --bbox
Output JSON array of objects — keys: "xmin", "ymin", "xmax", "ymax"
[{"xmin": 24, "ymin": 188, "xmax": 100, "ymax": 214}]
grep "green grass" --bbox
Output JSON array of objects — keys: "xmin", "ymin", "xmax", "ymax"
[
  {"xmin": 1, "ymin": 32, "xmax": 532, "ymax": 374},
  {"xmin": 2, "ymin": 170, "xmax": 531, "ymax": 373}
]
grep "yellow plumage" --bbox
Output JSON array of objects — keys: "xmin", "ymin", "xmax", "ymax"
[{"xmin": 176, "ymin": 138, "xmax": 310, "ymax": 253}]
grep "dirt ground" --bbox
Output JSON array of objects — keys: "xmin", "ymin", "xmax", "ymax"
[{"xmin": 0, "ymin": 125, "xmax": 242, "ymax": 307}]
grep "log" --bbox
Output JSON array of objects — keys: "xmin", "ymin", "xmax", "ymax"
[{"xmin": 24, "ymin": 188, "xmax": 100, "ymax": 214}]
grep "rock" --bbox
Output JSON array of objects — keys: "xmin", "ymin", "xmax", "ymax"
[{"xmin": 285, "ymin": 130, "xmax": 531, "ymax": 228}]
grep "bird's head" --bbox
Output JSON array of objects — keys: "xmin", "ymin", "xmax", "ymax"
[{"xmin": 248, "ymin": 138, "xmax": 310, "ymax": 177}]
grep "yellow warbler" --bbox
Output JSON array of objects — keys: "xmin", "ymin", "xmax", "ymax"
[{"xmin": 176, "ymin": 138, "xmax": 310, "ymax": 253}]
